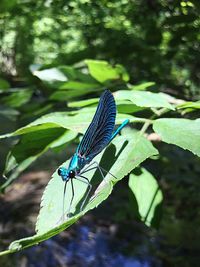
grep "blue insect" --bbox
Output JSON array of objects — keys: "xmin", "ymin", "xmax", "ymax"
[{"xmin": 58, "ymin": 90, "xmax": 129, "ymax": 217}]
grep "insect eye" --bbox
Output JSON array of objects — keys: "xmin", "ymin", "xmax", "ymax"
[
  {"xmin": 69, "ymin": 170, "xmax": 75, "ymax": 178},
  {"xmin": 57, "ymin": 168, "xmax": 62, "ymax": 176}
]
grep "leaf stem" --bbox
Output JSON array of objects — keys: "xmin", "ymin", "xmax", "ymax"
[
  {"xmin": 140, "ymin": 107, "xmax": 169, "ymax": 135},
  {"xmin": 0, "ymin": 249, "xmax": 13, "ymax": 257}
]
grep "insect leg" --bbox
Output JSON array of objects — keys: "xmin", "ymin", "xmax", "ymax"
[
  {"xmin": 80, "ymin": 161, "xmax": 96, "ymax": 173},
  {"xmin": 75, "ymin": 175, "xmax": 92, "ymax": 211},
  {"xmin": 95, "ymin": 163, "xmax": 117, "ymax": 180},
  {"xmin": 62, "ymin": 180, "xmax": 68, "ymax": 221},
  {"xmin": 67, "ymin": 179, "xmax": 75, "ymax": 216},
  {"xmin": 81, "ymin": 161, "xmax": 117, "ymax": 180}
]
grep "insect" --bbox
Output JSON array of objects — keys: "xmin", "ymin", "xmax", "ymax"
[{"xmin": 58, "ymin": 90, "xmax": 129, "ymax": 218}]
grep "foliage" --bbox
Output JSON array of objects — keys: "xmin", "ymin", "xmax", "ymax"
[
  {"xmin": 0, "ymin": 0, "xmax": 200, "ymax": 98},
  {"xmin": 0, "ymin": 59, "xmax": 199, "ymax": 256},
  {"xmin": 0, "ymin": 1, "xmax": 200, "ymax": 262}
]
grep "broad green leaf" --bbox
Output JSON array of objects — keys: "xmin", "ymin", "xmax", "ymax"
[
  {"xmin": 0, "ymin": 129, "xmax": 77, "ymax": 191},
  {"xmin": 130, "ymin": 82, "xmax": 155, "ymax": 91},
  {"xmin": 153, "ymin": 118, "xmax": 200, "ymax": 157},
  {"xmin": 0, "ymin": 111, "xmax": 147, "ymax": 139},
  {"xmin": 0, "ymin": 131, "xmax": 157, "ymax": 255},
  {"xmin": 114, "ymin": 90, "xmax": 174, "ymax": 110},
  {"xmin": 0, "ymin": 88, "xmax": 33, "ymax": 108},
  {"xmin": 85, "ymin": 60, "xmax": 129, "ymax": 83},
  {"xmin": 129, "ymin": 168, "xmax": 163, "ymax": 227}
]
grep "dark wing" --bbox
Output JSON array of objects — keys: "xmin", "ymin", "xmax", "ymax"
[{"xmin": 76, "ymin": 90, "xmax": 116, "ymax": 161}]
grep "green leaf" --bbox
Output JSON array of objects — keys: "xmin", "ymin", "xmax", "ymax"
[
  {"xmin": 177, "ymin": 101, "xmax": 200, "ymax": 113},
  {"xmin": 0, "ymin": 111, "xmax": 146, "ymax": 139},
  {"xmin": 153, "ymin": 118, "xmax": 200, "ymax": 157},
  {"xmin": 130, "ymin": 82, "xmax": 155, "ymax": 91},
  {"xmin": 0, "ymin": 129, "xmax": 77, "ymax": 191},
  {"xmin": 58, "ymin": 81, "xmax": 99, "ymax": 90},
  {"xmin": 129, "ymin": 168, "xmax": 163, "ymax": 227},
  {"xmin": 0, "ymin": 132, "xmax": 158, "ymax": 255},
  {"xmin": 85, "ymin": 60, "xmax": 129, "ymax": 83},
  {"xmin": 114, "ymin": 90, "xmax": 174, "ymax": 110}
]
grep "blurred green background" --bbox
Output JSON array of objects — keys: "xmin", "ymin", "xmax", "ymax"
[{"xmin": 0, "ymin": 0, "xmax": 200, "ymax": 266}]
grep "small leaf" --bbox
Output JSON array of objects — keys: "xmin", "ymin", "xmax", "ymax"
[
  {"xmin": 85, "ymin": 60, "xmax": 129, "ymax": 83},
  {"xmin": 130, "ymin": 82, "xmax": 155, "ymax": 91},
  {"xmin": 129, "ymin": 168, "xmax": 163, "ymax": 227},
  {"xmin": 114, "ymin": 90, "xmax": 174, "ymax": 110},
  {"xmin": 153, "ymin": 118, "xmax": 200, "ymax": 157}
]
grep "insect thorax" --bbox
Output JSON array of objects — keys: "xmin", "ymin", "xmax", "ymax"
[{"xmin": 77, "ymin": 154, "xmax": 91, "ymax": 171}]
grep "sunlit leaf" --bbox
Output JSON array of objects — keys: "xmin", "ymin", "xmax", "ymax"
[
  {"xmin": 85, "ymin": 60, "xmax": 129, "ymax": 83},
  {"xmin": 114, "ymin": 90, "xmax": 174, "ymax": 110},
  {"xmin": 153, "ymin": 118, "xmax": 200, "ymax": 157}
]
